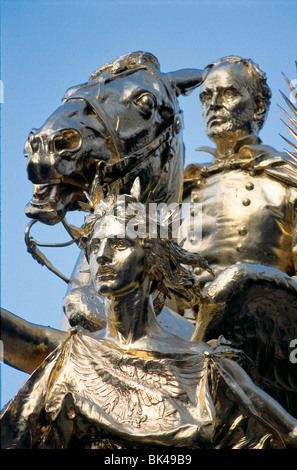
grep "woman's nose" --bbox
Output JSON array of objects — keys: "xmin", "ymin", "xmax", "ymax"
[{"xmin": 96, "ymin": 239, "xmax": 112, "ymax": 263}]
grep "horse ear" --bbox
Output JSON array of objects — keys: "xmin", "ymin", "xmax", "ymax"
[
  {"xmin": 62, "ymin": 83, "xmax": 88, "ymax": 102},
  {"xmin": 165, "ymin": 69, "xmax": 207, "ymax": 97},
  {"xmin": 130, "ymin": 177, "xmax": 141, "ymax": 200}
]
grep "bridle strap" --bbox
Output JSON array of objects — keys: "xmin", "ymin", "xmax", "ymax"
[
  {"xmin": 64, "ymin": 65, "xmax": 180, "ymax": 165},
  {"xmin": 65, "ymin": 71, "xmax": 182, "ymax": 202},
  {"xmin": 25, "ymin": 67, "xmax": 182, "ymax": 281}
]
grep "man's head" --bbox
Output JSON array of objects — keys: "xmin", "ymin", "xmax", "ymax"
[{"xmin": 200, "ymin": 56, "xmax": 271, "ymax": 144}]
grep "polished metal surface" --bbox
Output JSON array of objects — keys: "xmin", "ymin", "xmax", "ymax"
[
  {"xmin": 183, "ymin": 57, "xmax": 297, "ymax": 286},
  {"xmin": 181, "ymin": 57, "xmax": 297, "ymax": 418},
  {"xmin": 2, "ymin": 196, "xmax": 297, "ymax": 449},
  {"xmin": 1, "ymin": 53, "xmax": 297, "ymax": 449},
  {"xmin": 183, "ymin": 139, "xmax": 297, "ymax": 287},
  {"xmin": 24, "ymin": 51, "xmax": 205, "ymax": 224},
  {"xmin": 23, "ymin": 51, "xmax": 206, "ymax": 336}
]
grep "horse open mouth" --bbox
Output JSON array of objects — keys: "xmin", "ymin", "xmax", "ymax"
[{"xmin": 25, "ymin": 174, "xmax": 91, "ymax": 225}]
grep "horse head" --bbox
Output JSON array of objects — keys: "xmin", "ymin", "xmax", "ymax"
[{"xmin": 24, "ymin": 52, "xmax": 205, "ymax": 225}]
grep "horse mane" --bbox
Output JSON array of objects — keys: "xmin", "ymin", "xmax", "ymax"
[{"xmin": 89, "ymin": 51, "xmax": 161, "ymax": 82}]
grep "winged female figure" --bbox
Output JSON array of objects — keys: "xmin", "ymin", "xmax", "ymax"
[{"xmin": 1, "ymin": 192, "xmax": 297, "ymax": 449}]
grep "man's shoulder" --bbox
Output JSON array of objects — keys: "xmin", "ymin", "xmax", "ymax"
[
  {"xmin": 183, "ymin": 139, "xmax": 297, "ymax": 191},
  {"xmin": 249, "ymin": 142, "xmax": 297, "ymax": 188}
]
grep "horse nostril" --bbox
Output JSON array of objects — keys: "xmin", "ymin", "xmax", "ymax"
[
  {"xmin": 24, "ymin": 135, "xmax": 40, "ymax": 156},
  {"xmin": 53, "ymin": 129, "xmax": 82, "ymax": 153}
]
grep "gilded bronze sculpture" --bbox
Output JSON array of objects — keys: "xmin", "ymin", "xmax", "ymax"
[
  {"xmin": 1, "ymin": 52, "xmax": 297, "ymax": 449},
  {"xmin": 181, "ymin": 57, "xmax": 297, "ymax": 418},
  {"xmin": 23, "ymin": 51, "xmax": 207, "ymax": 336},
  {"xmin": 2, "ymin": 194, "xmax": 297, "ymax": 449},
  {"xmin": 183, "ymin": 56, "xmax": 297, "ymax": 285}
]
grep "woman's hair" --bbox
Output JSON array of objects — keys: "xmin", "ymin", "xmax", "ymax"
[
  {"xmin": 80, "ymin": 194, "xmax": 214, "ymax": 313},
  {"xmin": 142, "ymin": 236, "xmax": 213, "ymax": 312}
]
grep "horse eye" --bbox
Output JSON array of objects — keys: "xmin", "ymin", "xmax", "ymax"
[
  {"xmin": 84, "ymin": 103, "xmax": 98, "ymax": 117},
  {"xmin": 134, "ymin": 93, "xmax": 156, "ymax": 112}
]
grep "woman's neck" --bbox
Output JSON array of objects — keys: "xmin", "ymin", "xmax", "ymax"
[{"xmin": 103, "ymin": 277, "xmax": 162, "ymax": 345}]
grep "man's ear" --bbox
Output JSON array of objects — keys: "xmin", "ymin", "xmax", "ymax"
[
  {"xmin": 253, "ymin": 97, "xmax": 266, "ymax": 121},
  {"xmin": 165, "ymin": 68, "xmax": 208, "ymax": 97}
]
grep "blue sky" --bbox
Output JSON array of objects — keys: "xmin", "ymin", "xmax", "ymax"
[{"xmin": 1, "ymin": 0, "xmax": 296, "ymax": 406}]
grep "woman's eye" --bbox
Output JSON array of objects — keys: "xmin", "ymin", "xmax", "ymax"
[
  {"xmin": 134, "ymin": 93, "xmax": 156, "ymax": 113},
  {"xmin": 110, "ymin": 239, "xmax": 129, "ymax": 250},
  {"xmin": 90, "ymin": 239, "xmax": 101, "ymax": 252}
]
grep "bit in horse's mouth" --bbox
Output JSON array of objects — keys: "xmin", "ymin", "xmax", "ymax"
[
  {"xmin": 31, "ymin": 175, "xmax": 90, "ymax": 205},
  {"xmin": 32, "ymin": 183, "xmax": 61, "ymax": 205},
  {"xmin": 25, "ymin": 173, "xmax": 93, "ymax": 224}
]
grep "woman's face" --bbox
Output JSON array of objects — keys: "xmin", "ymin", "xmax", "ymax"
[{"xmin": 88, "ymin": 218, "xmax": 145, "ymax": 297}]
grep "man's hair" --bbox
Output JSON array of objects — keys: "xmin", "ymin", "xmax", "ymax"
[{"xmin": 206, "ymin": 56, "xmax": 272, "ymax": 131}]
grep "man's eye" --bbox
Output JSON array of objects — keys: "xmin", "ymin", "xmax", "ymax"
[
  {"xmin": 224, "ymin": 89, "xmax": 238, "ymax": 99},
  {"xmin": 200, "ymin": 93, "xmax": 211, "ymax": 103}
]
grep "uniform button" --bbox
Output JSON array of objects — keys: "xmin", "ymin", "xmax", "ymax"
[
  {"xmin": 194, "ymin": 267, "xmax": 201, "ymax": 275},
  {"xmin": 189, "ymin": 236, "xmax": 197, "ymax": 244},
  {"xmin": 190, "ymin": 209, "xmax": 196, "ymax": 216},
  {"xmin": 192, "ymin": 194, "xmax": 199, "ymax": 203},
  {"xmin": 238, "ymin": 226, "xmax": 248, "ymax": 236},
  {"xmin": 245, "ymin": 182, "xmax": 254, "ymax": 191},
  {"xmin": 236, "ymin": 244, "xmax": 245, "ymax": 253},
  {"xmin": 242, "ymin": 198, "xmax": 251, "ymax": 206}
]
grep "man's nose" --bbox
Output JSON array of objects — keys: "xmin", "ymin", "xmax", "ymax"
[{"xmin": 209, "ymin": 92, "xmax": 221, "ymax": 109}]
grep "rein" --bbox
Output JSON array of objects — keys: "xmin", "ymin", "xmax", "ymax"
[
  {"xmin": 65, "ymin": 66, "xmax": 182, "ymax": 202},
  {"xmin": 25, "ymin": 220, "xmax": 78, "ymax": 283},
  {"xmin": 25, "ymin": 66, "xmax": 182, "ymax": 283}
]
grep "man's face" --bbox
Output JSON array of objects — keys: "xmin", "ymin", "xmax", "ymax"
[
  {"xmin": 88, "ymin": 219, "xmax": 145, "ymax": 297},
  {"xmin": 200, "ymin": 62, "xmax": 258, "ymax": 140}
]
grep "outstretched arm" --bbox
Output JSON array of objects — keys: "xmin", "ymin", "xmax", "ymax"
[
  {"xmin": 1, "ymin": 307, "xmax": 66, "ymax": 374},
  {"xmin": 220, "ymin": 357, "xmax": 297, "ymax": 448}
]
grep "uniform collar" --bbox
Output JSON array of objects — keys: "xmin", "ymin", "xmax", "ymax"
[
  {"xmin": 183, "ymin": 135, "xmax": 294, "ymax": 191},
  {"xmin": 196, "ymin": 134, "xmax": 263, "ymax": 161}
]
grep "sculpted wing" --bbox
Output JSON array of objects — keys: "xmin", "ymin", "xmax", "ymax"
[
  {"xmin": 192, "ymin": 75, "xmax": 297, "ymax": 418},
  {"xmin": 45, "ymin": 329, "xmax": 189, "ymax": 435},
  {"xmin": 191, "ymin": 264, "xmax": 297, "ymax": 418}
]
